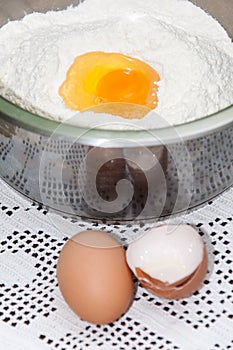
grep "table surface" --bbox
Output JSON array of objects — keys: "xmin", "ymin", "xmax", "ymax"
[{"xmin": 0, "ymin": 176, "xmax": 232, "ymax": 350}]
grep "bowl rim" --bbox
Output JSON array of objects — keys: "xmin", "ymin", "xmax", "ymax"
[{"xmin": 0, "ymin": 96, "xmax": 233, "ymax": 147}]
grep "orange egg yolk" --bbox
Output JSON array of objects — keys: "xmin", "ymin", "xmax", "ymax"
[{"xmin": 59, "ymin": 51, "xmax": 160, "ymax": 117}]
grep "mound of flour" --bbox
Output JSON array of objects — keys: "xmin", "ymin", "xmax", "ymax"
[{"xmin": 0, "ymin": 0, "xmax": 233, "ymax": 130}]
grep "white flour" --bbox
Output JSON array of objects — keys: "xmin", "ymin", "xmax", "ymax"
[{"xmin": 0, "ymin": 0, "xmax": 233, "ymax": 130}]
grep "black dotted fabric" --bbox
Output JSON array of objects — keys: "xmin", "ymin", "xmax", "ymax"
[{"xmin": 0, "ymin": 177, "xmax": 232, "ymax": 350}]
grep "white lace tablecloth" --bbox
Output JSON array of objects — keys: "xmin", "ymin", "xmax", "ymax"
[{"xmin": 0, "ymin": 176, "xmax": 232, "ymax": 350}]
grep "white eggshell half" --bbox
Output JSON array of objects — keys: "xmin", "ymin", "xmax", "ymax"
[{"xmin": 126, "ymin": 224, "xmax": 204, "ymax": 284}]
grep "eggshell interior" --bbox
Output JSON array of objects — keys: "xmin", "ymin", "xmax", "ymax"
[
  {"xmin": 135, "ymin": 245, "xmax": 208, "ymax": 299},
  {"xmin": 126, "ymin": 225, "xmax": 205, "ymax": 284}
]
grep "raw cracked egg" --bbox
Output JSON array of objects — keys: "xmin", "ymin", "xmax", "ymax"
[
  {"xmin": 59, "ymin": 51, "xmax": 160, "ymax": 118},
  {"xmin": 126, "ymin": 224, "xmax": 208, "ymax": 299},
  {"xmin": 57, "ymin": 230, "xmax": 134, "ymax": 325}
]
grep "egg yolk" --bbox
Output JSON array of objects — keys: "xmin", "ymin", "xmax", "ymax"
[{"xmin": 59, "ymin": 51, "xmax": 160, "ymax": 117}]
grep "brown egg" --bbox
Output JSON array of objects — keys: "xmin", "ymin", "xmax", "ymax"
[
  {"xmin": 57, "ymin": 230, "xmax": 134, "ymax": 324},
  {"xmin": 126, "ymin": 225, "xmax": 208, "ymax": 300}
]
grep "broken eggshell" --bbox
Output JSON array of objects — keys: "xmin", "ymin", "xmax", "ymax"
[{"xmin": 126, "ymin": 224, "xmax": 208, "ymax": 299}]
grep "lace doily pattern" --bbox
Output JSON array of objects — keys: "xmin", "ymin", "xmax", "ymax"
[{"xmin": 0, "ymin": 177, "xmax": 232, "ymax": 350}]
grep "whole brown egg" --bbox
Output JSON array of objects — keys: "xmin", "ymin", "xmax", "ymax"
[{"xmin": 57, "ymin": 230, "xmax": 134, "ymax": 324}]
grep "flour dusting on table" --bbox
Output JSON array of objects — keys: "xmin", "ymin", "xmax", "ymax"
[{"xmin": 0, "ymin": 0, "xmax": 233, "ymax": 130}]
